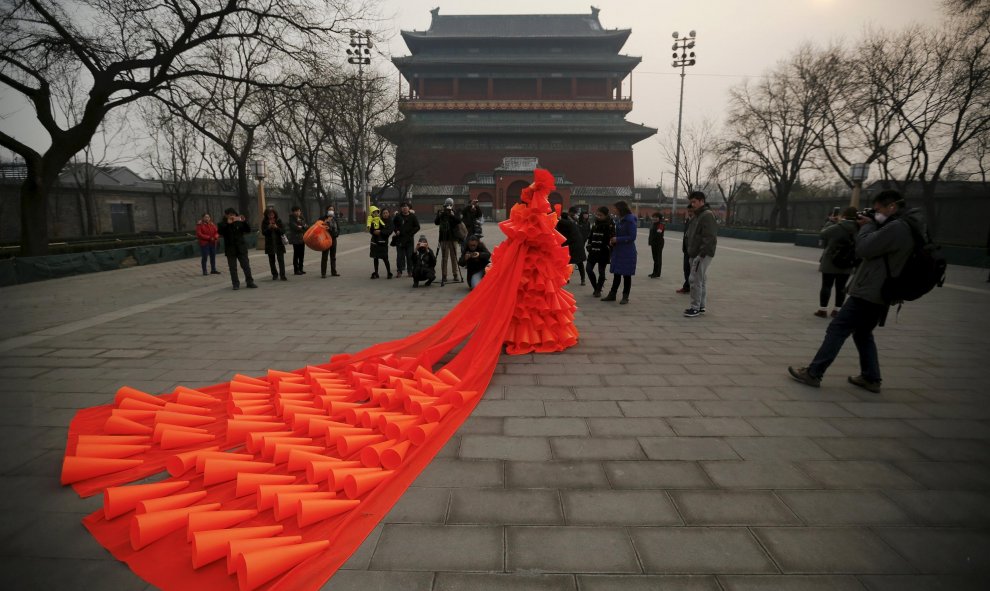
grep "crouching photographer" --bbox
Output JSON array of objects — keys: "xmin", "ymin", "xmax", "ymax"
[{"xmin": 411, "ymin": 235, "xmax": 437, "ymax": 288}]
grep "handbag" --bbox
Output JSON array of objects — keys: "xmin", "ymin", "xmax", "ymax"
[
  {"xmin": 454, "ymin": 222, "xmax": 468, "ymax": 241},
  {"xmin": 280, "ymin": 234, "xmax": 289, "ymax": 246}
]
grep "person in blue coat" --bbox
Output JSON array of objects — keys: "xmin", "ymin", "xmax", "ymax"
[{"xmin": 602, "ymin": 200, "xmax": 637, "ymax": 304}]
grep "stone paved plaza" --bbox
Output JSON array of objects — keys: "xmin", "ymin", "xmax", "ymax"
[{"xmin": 1, "ymin": 223, "xmax": 989, "ymax": 591}]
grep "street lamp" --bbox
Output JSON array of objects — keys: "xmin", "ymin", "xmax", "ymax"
[
  {"xmin": 347, "ymin": 29, "xmax": 373, "ymax": 222},
  {"xmin": 671, "ymin": 30, "xmax": 697, "ymax": 225},
  {"xmin": 849, "ymin": 162, "xmax": 869, "ymax": 208},
  {"xmin": 254, "ymin": 159, "xmax": 267, "ymax": 250}
]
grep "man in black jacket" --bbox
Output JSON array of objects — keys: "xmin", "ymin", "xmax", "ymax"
[
  {"xmin": 392, "ymin": 201, "xmax": 420, "ymax": 278},
  {"xmin": 648, "ymin": 211, "xmax": 665, "ymax": 278},
  {"xmin": 217, "ymin": 208, "xmax": 257, "ymax": 290},
  {"xmin": 434, "ymin": 198, "xmax": 462, "ymax": 285}
]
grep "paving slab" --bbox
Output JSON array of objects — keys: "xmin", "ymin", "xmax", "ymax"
[
  {"xmin": 754, "ymin": 527, "xmax": 913, "ymax": 573},
  {"xmin": 506, "ymin": 526, "xmax": 640, "ymax": 573},
  {"xmin": 630, "ymin": 527, "xmax": 777, "ymax": 574},
  {"xmin": 560, "ymin": 490, "xmax": 682, "ymax": 526}
]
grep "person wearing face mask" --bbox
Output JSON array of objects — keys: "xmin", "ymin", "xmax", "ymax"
[
  {"xmin": 318, "ymin": 206, "xmax": 340, "ymax": 278},
  {"xmin": 789, "ymin": 190, "xmax": 919, "ymax": 394}
]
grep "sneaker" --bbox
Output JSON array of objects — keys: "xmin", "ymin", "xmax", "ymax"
[
  {"xmin": 210, "ymin": 270, "xmax": 221, "ymax": 275},
  {"xmin": 601, "ymin": 294, "xmax": 616, "ymax": 302},
  {"xmin": 592, "ymin": 291, "xmax": 602, "ymax": 298},
  {"xmin": 788, "ymin": 366, "xmax": 821, "ymax": 388},
  {"xmin": 619, "ymin": 298, "xmax": 629, "ymax": 305},
  {"xmin": 676, "ymin": 287, "xmax": 689, "ymax": 294},
  {"xmin": 699, "ymin": 307, "xmax": 706, "ymax": 314},
  {"xmin": 683, "ymin": 308, "xmax": 701, "ymax": 318},
  {"xmin": 387, "ymin": 272, "xmax": 393, "ymax": 279},
  {"xmin": 245, "ymin": 283, "xmax": 258, "ymax": 289},
  {"xmin": 331, "ymin": 272, "xmax": 340, "ymax": 276},
  {"xmin": 848, "ymin": 375, "xmax": 881, "ymax": 393},
  {"xmin": 814, "ymin": 310, "xmax": 828, "ymax": 318},
  {"xmin": 830, "ymin": 309, "xmax": 839, "ymax": 318}
]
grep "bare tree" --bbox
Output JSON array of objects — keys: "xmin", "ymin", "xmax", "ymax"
[
  {"xmin": 0, "ymin": 0, "xmax": 361, "ymax": 255},
  {"xmin": 143, "ymin": 102, "xmax": 206, "ymax": 231},
  {"xmin": 725, "ymin": 46, "xmax": 828, "ymax": 229},
  {"xmin": 657, "ymin": 117, "xmax": 722, "ymax": 197}
]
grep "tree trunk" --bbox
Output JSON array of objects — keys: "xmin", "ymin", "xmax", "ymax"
[
  {"xmin": 20, "ymin": 171, "xmax": 51, "ymax": 256},
  {"xmin": 236, "ymin": 160, "xmax": 251, "ymax": 220}
]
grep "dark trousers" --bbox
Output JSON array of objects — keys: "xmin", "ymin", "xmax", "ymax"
[
  {"xmin": 650, "ymin": 241, "xmax": 664, "ymax": 276},
  {"xmin": 808, "ymin": 296, "xmax": 884, "ymax": 382},
  {"xmin": 819, "ymin": 273, "xmax": 850, "ymax": 308},
  {"xmin": 200, "ymin": 244, "xmax": 217, "ymax": 274},
  {"xmin": 608, "ymin": 274, "xmax": 632, "ymax": 298},
  {"xmin": 373, "ymin": 256, "xmax": 391, "ymax": 275},
  {"xmin": 268, "ymin": 252, "xmax": 286, "ymax": 278},
  {"xmin": 320, "ymin": 242, "xmax": 338, "ymax": 276},
  {"xmin": 396, "ymin": 244, "xmax": 414, "ymax": 274},
  {"xmin": 226, "ymin": 252, "xmax": 253, "ymax": 287},
  {"xmin": 681, "ymin": 251, "xmax": 691, "ymax": 290},
  {"xmin": 586, "ymin": 254, "xmax": 608, "ymax": 292},
  {"xmin": 573, "ymin": 262, "xmax": 586, "ymax": 283},
  {"xmin": 292, "ymin": 243, "xmax": 305, "ymax": 273}
]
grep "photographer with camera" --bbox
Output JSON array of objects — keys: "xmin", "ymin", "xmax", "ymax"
[
  {"xmin": 459, "ymin": 234, "xmax": 491, "ymax": 290},
  {"xmin": 217, "ymin": 208, "xmax": 257, "ymax": 290},
  {"xmin": 790, "ymin": 190, "xmax": 919, "ymax": 393},
  {"xmin": 815, "ymin": 207, "xmax": 860, "ymax": 318},
  {"xmin": 392, "ymin": 201, "xmax": 420, "ymax": 278},
  {"xmin": 434, "ymin": 198, "xmax": 463, "ymax": 285},
  {"xmin": 411, "ymin": 235, "xmax": 437, "ymax": 288}
]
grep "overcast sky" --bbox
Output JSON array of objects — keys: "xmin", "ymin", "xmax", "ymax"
[{"xmin": 1, "ymin": 0, "xmax": 946, "ymax": 189}]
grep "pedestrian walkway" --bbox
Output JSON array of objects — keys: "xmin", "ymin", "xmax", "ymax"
[{"xmin": 1, "ymin": 222, "xmax": 988, "ymax": 590}]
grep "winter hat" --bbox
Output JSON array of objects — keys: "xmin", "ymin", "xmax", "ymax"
[
  {"xmin": 444, "ymin": 198, "xmax": 454, "ymax": 207},
  {"xmin": 417, "ymin": 234, "xmax": 428, "ymax": 244}
]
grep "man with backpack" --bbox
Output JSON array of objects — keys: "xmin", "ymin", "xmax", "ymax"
[{"xmin": 789, "ymin": 190, "xmax": 923, "ymax": 393}]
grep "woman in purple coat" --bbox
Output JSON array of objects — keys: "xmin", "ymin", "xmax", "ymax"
[{"xmin": 602, "ymin": 200, "xmax": 637, "ymax": 304}]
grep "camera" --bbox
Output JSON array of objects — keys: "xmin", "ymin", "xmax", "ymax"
[{"xmin": 857, "ymin": 208, "xmax": 876, "ymax": 219}]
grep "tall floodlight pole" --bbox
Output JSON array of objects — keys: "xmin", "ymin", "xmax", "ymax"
[
  {"xmin": 671, "ymin": 30, "xmax": 697, "ymax": 224},
  {"xmin": 348, "ymin": 29, "xmax": 373, "ymax": 223}
]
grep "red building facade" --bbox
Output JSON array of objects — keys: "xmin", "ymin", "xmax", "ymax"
[{"xmin": 380, "ymin": 7, "xmax": 656, "ymax": 219}]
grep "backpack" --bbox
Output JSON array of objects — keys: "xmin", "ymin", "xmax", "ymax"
[
  {"xmin": 881, "ymin": 217, "xmax": 947, "ymax": 304},
  {"xmin": 830, "ymin": 225, "xmax": 859, "ymax": 269}
]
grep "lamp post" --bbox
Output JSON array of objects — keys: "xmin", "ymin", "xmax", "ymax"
[
  {"xmin": 254, "ymin": 159, "xmax": 267, "ymax": 250},
  {"xmin": 849, "ymin": 163, "xmax": 869, "ymax": 208},
  {"xmin": 347, "ymin": 29, "xmax": 373, "ymax": 223},
  {"xmin": 670, "ymin": 30, "xmax": 697, "ymax": 226}
]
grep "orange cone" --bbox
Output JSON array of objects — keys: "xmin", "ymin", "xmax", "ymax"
[
  {"xmin": 74, "ymin": 443, "xmax": 150, "ymax": 459},
  {"xmin": 104, "ymin": 415, "xmax": 153, "ymax": 435},
  {"xmin": 192, "ymin": 450, "xmax": 253, "ymax": 472},
  {"xmin": 273, "ymin": 491, "xmax": 336, "ymax": 521},
  {"xmin": 118, "ymin": 398, "xmax": 163, "ymax": 412},
  {"xmin": 344, "ymin": 469, "xmax": 395, "ymax": 499},
  {"xmin": 443, "ymin": 389, "xmax": 480, "ymax": 407},
  {"xmin": 186, "ymin": 508, "xmax": 257, "ymax": 540},
  {"xmin": 76, "ymin": 434, "xmax": 151, "ymax": 445},
  {"xmin": 360, "ymin": 439, "xmax": 397, "ymax": 468},
  {"xmin": 61, "ymin": 456, "xmax": 143, "ymax": 485},
  {"xmin": 232, "ymin": 373, "xmax": 270, "ymax": 387},
  {"xmin": 155, "ymin": 410, "xmax": 213, "ymax": 428},
  {"xmin": 305, "ymin": 460, "xmax": 361, "ymax": 484},
  {"xmin": 436, "ymin": 368, "xmax": 460, "ymax": 385},
  {"xmin": 272, "ymin": 443, "xmax": 325, "ymax": 465},
  {"xmin": 163, "ymin": 402, "xmax": 211, "ymax": 416},
  {"xmin": 136, "ymin": 489, "xmax": 208, "ymax": 514},
  {"xmin": 202, "ymin": 459, "xmax": 275, "ymax": 486},
  {"xmin": 297, "ymin": 498, "xmax": 361, "ymax": 527},
  {"xmin": 286, "ymin": 449, "xmax": 333, "ymax": 472},
  {"xmin": 164, "ymin": 446, "xmax": 220, "ymax": 476},
  {"xmin": 231, "ymin": 392, "xmax": 270, "ymax": 401},
  {"xmin": 335, "ymin": 434, "xmax": 386, "ymax": 457},
  {"xmin": 384, "ymin": 417, "xmax": 425, "ymax": 441},
  {"xmin": 256, "ymin": 484, "xmax": 318, "ymax": 511},
  {"xmin": 227, "ymin": 420, "xmax": 287, "ymax": 445},
  {"xmin": 111, "ymin": 407, "xmax": 157, "ymax": 420},
  {"xmin": 422, "ymin": 403, "xmax": 454, "ymax": 423},
  {"xmin": 245, "ymin": 430, "xmax": 294, "ymax": 453},
  {"xmin": 153, "ymin": 422, "xmax": 209, "ymax": 443},
  {"xmin": 305, "ymin": 417, "xmax": 345, "ymax": 438},
  {"xmin": 409, "ymin": 422, "xmax": 440, "ymax": 446},
  {"xmin": 115, "ymin": 386, "xmax": 166, "ymax": 408},
  {"xmin": 235, "ymin": 473, "xmax": 297, "ymax": 498},
  {"xmin": 236, "ymin": 539, "xmax": 330, "ymax": 591},
  {"xmin": 328, "ymin": 466, "xmax": 381, "ymax": 492},
  {"xmin": 160, "ymin": 429, "xmax": 216, "ymax": 450},
  {"xmin": 231, "ymin": 404, "xmax": 275, "ymax": 416},
  {"xmin": 225, "ymin": 535, "xmax": 302, "ymax": 574},
  {"xmin": 380, "ymin": 440, "xmax": 413, "ymax": 470},
  {"xmin": 260, "ymin": 436, "xmax": 312, "ymax": 459},
  {"xmin": 413, "ymin": 365, "xmax": 441, "ymax": 383},
  {"xmin": 130, "ymin": 502, "xmax": 221, "ymax": 550},
  {"xmin": 326, "ymin": 425, "xmax": 375, "ymax": 441},
  {"xmin": 174, "ymin": 386, "xmax": 218, "ymax": 407},
  {"xmin": 191, "ymin": 525, "xmax": 284, "ymax": 569},
  {"xmin": 103, "ymin": 480, "xmax": 190, "ymax": 519}
]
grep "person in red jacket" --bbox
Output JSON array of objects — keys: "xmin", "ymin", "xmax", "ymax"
[{"xmin": 195, "ymin": 213, "xmax": 221, "ymax": 276}]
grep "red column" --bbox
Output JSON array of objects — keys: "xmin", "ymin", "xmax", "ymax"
[
  {"xmin": 487, "ymin": 78, "xmax": 494, "ymax": 99},
  {"xmin": 452, "ymin": 78, "xmax": 459, "ymax": 99},
  {"xmin": 536, "ymin": 78, "xmax": 543, "ymax": 100}
]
